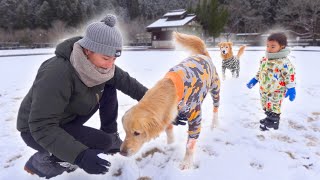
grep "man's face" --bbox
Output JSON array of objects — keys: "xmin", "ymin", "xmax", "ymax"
[{"xmin": 86, "ymin": 50, "xmax": 116, "ymax": 69}]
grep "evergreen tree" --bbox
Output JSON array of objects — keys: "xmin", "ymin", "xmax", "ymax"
[
  {"xmin": 207, "ymin": 0, "xmax": 228, "ymax": 37},
  {"xmin": 195, "ymin": 0, "xmax": 228, "ymax": 38},
  {"xmin": 0, "ymin": 0, "xmax": 17, "ymax": 30},
  {"xmin": 15, "ymin": 3, "xmax": 28, "ymax": 29},
  {"xmin": 127, "ymin": 0, "xmax": 140, "ymax": 20},
  {"xmin": 35, "ymin": 1, "xmax": 52, "ymax": 29},
  {"xmin": 0, "ymin": 0, "xmax": 9, "ymax": 29}
]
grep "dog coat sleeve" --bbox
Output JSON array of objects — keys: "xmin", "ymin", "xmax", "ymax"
[
  {"xmin": 210, "ymin": 68, "xmax": 221, "ymax": 107},
  {"xmin": 186, "ymin": 104, "xmax": 202, "ymax": 139}
]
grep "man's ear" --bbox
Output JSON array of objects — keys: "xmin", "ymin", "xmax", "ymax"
[{"xmin": 83, "ymin": 48, "xmax": 93, "ymax": 56}]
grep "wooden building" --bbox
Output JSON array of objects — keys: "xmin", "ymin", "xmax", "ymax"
[{"xmin": 146, "ymin": 9, "xmax": 201, "ymax": 48}]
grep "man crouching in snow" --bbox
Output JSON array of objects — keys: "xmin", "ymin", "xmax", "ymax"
[{"xmin": 16, "ymin": 14, "xmax": 147, "ymax": 178}]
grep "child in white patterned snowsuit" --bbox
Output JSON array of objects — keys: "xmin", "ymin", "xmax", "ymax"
[{"xmin": 246, "ymin": 32, "xmax": 296, "ymax": 131}]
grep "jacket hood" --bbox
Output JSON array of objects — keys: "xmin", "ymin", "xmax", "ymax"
[{"xmin": 55, "ymin": 36, "xmax": 82, "ymax": 60}]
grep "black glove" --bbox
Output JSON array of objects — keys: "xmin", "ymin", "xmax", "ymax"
[
  {"xmin": 75, "ymin": 149, "xmax": 111, "ymax": 174},
  {"xmin": 172, "ymin": 113, "xmax": 188, "ymax": 126}
]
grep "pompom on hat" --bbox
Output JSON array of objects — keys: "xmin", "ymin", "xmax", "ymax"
[{"xmin": 78, "ymin": 14, "xmax": 122, "ymax": 57}]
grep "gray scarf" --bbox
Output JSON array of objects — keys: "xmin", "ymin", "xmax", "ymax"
[
  {"xmin": 70, "ymin": 42, "xmax": 115, "ymax": 87},
  {"xmin": 266, "ymin": 47, "xmax": 291, "ymax": 60}
]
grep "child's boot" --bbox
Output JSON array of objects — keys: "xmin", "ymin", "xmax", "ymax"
[
  {"xmin": 260, "ymin": 112, "xmax": 280, "ymax": 131},
  {"xmin": 259, "ymin": 111, "xmax": 272, "ymax": 124}
]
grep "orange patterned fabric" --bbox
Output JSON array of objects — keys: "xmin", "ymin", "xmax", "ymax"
[{"xmin": 164, "ymin": 72, "xmax": 184, "ymax": 102}]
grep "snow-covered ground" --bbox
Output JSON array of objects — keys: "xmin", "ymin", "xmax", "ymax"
[{"xmin": 0, "ymin": 47, "xmax": 319, "ymax": 180}]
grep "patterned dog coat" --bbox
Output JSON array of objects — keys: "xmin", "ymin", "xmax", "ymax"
[
  {"xmin": 222, "ymin": 56, "xmax": 240, "ymax": 78},
  {"xmin": 165, "ymin": 54, "xmax": 220, "ymax": 139}
]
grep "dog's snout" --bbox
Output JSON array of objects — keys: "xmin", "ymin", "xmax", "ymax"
[
  {"xmin": 222, "ymin": 50, "xmax": 226, "ymax": 54},
  {"xmin": 120, "ymin": 150, "xmax": 128, "ymax": 156}
]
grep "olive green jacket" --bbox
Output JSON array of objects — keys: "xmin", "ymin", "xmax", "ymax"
[{"xmin": 17, "ymin": 37, "xmax": 147, "ymax": 163}]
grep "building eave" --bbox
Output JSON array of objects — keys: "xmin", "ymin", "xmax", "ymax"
[{"xmin": 146, "ymin": 15, "xmax": 196, "ymax": 30}]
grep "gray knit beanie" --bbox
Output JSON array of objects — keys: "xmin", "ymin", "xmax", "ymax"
[{"xmin": 78, "ymin": 14, "xmax": 122, "ymax": 57}]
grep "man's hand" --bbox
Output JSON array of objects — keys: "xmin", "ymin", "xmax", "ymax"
[{"xmin": 75, "ymin": 149, "xmax": 111, "ymax": 174}]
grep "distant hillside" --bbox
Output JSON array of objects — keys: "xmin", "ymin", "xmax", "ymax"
[{"xmin": 0, "ymin": 0, "xmax": 319, "ymax": 45}]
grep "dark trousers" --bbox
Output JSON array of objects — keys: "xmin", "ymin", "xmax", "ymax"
[{"xmin": 21, "ymin": 85, "xmax": 119, "ymax": 153}]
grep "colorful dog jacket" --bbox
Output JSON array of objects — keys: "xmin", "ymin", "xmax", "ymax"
[{"xmin": 165, "ymin": 54, "xmax": 220, "ymax": 139}]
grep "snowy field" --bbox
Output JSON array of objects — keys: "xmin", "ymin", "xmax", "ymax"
[{"xmin": 0, "ymin": 47, "xmax": 320, "ymax": 180}]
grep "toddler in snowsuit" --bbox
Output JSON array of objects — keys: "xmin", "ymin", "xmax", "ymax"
[{"xmin": 246, "ymin": 32, "xmax": 296, "ymax": 131}]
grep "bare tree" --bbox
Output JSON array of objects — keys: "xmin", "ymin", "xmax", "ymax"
[
  {"xmin": 224, "ymin": 0, "xmax": 264, "ymax": 33},
  {"xmin": 276, "ymin": 0, "xmax": 320, "ymax": 45}
]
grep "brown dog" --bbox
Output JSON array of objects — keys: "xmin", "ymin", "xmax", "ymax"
[
  {"xmin": 120, "ymin": 32, "xmax": 221, "ymax": 169},
  {"xmin": 218, "ymin": 42, "xmax": 245, "ymax": 80}
]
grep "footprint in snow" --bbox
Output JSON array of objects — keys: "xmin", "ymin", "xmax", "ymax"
[
  {"xmin": 288, "ymin": 120, "xmax": 307, "ymax": 131},
  {"xmin": 282, "ymin": 151, "xmax": 316, "ymax": 170},
  {"xmin": 304, "ymin": 134, "xmax": 319, "ymax": 147},
  {"xmin": 137, "ymin": 176, "xmax": 152, "ymax": 180},
  {"xmin": 307, "ymin": 112, "xmax": 320, "ymax": 122},
  {"xmin": 243, "ymin": 121, "xmax": 259, "ymax": 129},
  {"xmin": 250, "ymin": 161, "xmax": 263, "ymax": 170},
  {"xmin": 201, "ymin": 145, "xmax": 219, "ymax": 157},
  {"xmin": 271, "ymin": 134, "xmax": 296, "ymax": 144},
  {"xmin": 12, "ymin": 97, "xmax": 23, "ymax": 101},
  {"xmin": 256, "ymin": 134, "xmax": 265, "ymax": 141},
  {"xmin": 309, "ymin": 126, "xmax": 320, "ymax": 133},
  {"xmin": 4, "ymin": 154, "xmax": 22, "ymax": 168}
]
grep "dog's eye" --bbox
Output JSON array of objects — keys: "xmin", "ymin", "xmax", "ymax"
[{"xmin": 134, "ymin": 131, "xmax": 140, "ymax": 136}]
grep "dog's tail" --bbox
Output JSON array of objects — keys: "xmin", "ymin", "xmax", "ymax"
[
  {"xmin": 236, "ymin": 45, "xmax": 246, "ymax": 59},
  {"xmin": 173, "ymin": 32, "xmax": 210, "ymax": 58}
]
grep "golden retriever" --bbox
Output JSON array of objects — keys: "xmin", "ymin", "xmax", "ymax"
[
  {"xmin": 218, "ymin": 42, "xmax": 245, "ymax": 80},
  {"xmin": 120, "ymin": 32, "xmax": 221, "ymax": 169}
]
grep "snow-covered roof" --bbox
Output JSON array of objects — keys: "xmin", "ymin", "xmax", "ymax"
[
  {"xmin": 163, "ymin": 10, "xmax": 186, "ymax": 17},
  {"xmin": 146, "ymin": 15, "xmax": 196, "ymax": 29},
  {"xmin": 236, "ymin": 33, "xmax": 261, "ymax": 36}
]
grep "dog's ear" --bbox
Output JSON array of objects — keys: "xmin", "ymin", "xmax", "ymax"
[
  {"xmin": 227, "ymin": 42, "xmax": 233, "ymax": 46},
  {"xmin": 217, "ymin": 42, "xmax": 222, "ymax": 47},
  {"xmin": 140, "ymin": 117, "xmax": 163, "ymax": 140}
]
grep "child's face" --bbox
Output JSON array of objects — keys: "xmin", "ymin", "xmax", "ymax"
[{"xmin": 266, "ymin": 40, "xmax": 284, "ymax": 53}]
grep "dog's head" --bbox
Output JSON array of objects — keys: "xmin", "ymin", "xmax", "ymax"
[
  {"xmin": 120, "ymin": 106, "xmax": 164, "ymax": 157},
  {"xmin": 218, "ymin": 42, "xmax": 233, "ymax": 59}
]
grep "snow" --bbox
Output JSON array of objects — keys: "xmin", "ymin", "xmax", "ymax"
[
  {"xmin": 163, "ymin": 10, "xmax": 186, "ymax": 17},
  {"xmin": 0, "ymin": 47, "xmax": 320, "ymax": 180},
  {"xmin": 0, "ymin": 48, "xmax": 55, "ymax": 57},
  {"xmin": 146, "ymin": 15, "xmax": 196, "ymax": 29}
]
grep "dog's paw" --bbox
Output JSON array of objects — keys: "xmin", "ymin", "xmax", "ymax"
[
  {"xmin": 179, "ymin": 161, "xmax": 193, "ymax": 170},
  {"xmin": 211, "ymin": 123, "xmax": 218, "ymax": 130},
  {"xmin": 211, "ymin": 113, "xmax": 219, "ymax": 130},
  {"xmin": 167, "ymin": 136, "xmax": 174, "ymax": 144}
]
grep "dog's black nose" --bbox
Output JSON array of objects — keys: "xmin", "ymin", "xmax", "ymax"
[{"xmin": 120, "ymin": 150, "xmax": 128, "ymax": 156}]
